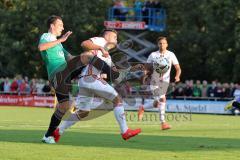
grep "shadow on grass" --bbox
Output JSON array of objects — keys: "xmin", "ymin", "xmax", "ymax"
[{"xmin": 0, "ymin": 129, "xmax": 240, "ymax": 152}]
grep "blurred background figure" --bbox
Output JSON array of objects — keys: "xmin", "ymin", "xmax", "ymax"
[{"xmin": 113, "ymin": 0, "xmax": 128, "ymax": 21}]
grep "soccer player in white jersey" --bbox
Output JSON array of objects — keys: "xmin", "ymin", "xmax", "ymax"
[
  {"xmin": 53, "ymin": 29, "xmax": 141, "ymax": 142},
  {"xmin": 138, "ymin": 36, "xmax": 181, "ymax": 130}
]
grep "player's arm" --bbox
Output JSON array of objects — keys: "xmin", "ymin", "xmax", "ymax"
[
  {"xmin": 38, "ymin": 40, "xmax": 61, "ymax": 51},
  {"xmin": 174, "ymin": 64, "xmax": 181, "ymax": 82},
  {"xmin": 38, "ymin": 31, "xmax": 72, "ymax": 51},
  {"xmin": 81, "ymin": 39, "xmax": 108, "ymax": 56}
]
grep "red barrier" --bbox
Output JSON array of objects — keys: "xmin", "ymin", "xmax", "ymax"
[{"xmin": 0, "ymin": 95, "xmax": 55, "ymax": 108}]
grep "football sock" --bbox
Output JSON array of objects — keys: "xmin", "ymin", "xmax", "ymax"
[
  {"xmin": 59, "ymin": 112, "xmax": 81, "ymax": 134},
  {"xmin": 114, "ymin": 104, "xmax": 128, "ymax": 134},
  {"xmin": 159, "ymin": 102, "xmax": 166, "ymax": 123},
  {"xmin": 45, "ymin": 109, "xmax": 65, "ymax": 137}
]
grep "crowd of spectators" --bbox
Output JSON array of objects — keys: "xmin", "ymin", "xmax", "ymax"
[
  {"xmin": 132, "ymin": 80, "xmax": 240, "ymax": 99},
  {"xmin": 167, "ymin": 80, "xmax": 240, "ymax": 99},
  {"xmin": 0, "ymin": 75, "xmax": 53, "ymax": 95}
]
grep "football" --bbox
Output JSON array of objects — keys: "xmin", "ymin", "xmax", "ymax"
[{"xmin": 153, "ymin": 57, "xmax": 170, "ymax": 74}]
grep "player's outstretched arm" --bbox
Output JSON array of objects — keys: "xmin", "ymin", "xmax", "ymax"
[
  {"xmin": 81, "ymin": 40, "xmax": 109, "ymax": 57},
  {"xmin": 38, "ymin": 31, "xmax": 72, "ymax": 51}
]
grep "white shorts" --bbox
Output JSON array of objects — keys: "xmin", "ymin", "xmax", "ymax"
[
  {"xmin": 150, "ymin": 80, "xmax": 169, "ymax": 100},
  {"xmin": 76, "ymin": 76, "xmax": 118, "ymax": 111}
]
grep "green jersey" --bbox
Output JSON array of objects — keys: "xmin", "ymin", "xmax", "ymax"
[{"xmin": 39, "ymin": 32, "xmax": 69, "ymax": 80}]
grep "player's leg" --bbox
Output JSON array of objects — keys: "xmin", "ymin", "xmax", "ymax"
[
  {"xmin": 92, "ymin": 82, "xmax": 141, "ymax": 140},
  {"xmin": 157, "ymin": 81, "xmax": 171, "ymax": 130},
  {"xmin": 42, "ymin": 64, "xmax": 74, "ymax": 143},
  {"xmin": 53, "ymin": 75, "xmax": 115, "ymax": 142},
  {"xmin": 111, "ymin": 95, "xmax": 141, "ymax": 140},
  {"xmin": 138, "ymin": 84, "xmax": 159, "ymax": 120},
  {"xmin": 42, "ymin": 93, "xmax": 72, "ymax": 143},
  {"xmin": 78, "ymin": 77, "xmax": 141, "ymax": 140},
  {"xmin": 158, "ymin": 95, "xmax": 171, "ymax": 130},
  {"xmin": 138, "ymin": 97, "xmax": 145, "ymax": 121},
  {"xmin": 56, "ymin": 77, "xmax": 128, "ymax": 141},
  {"xmin": 53, "ymin": 87, "xmax": 92, "ymax": 142}
]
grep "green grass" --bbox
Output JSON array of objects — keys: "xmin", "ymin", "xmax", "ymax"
[{"xmin": 0, "ymin": 106, "xmax": 240, "ymax": 160}]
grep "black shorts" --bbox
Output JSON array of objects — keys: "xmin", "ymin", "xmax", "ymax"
[{"xmin": 50, "ymin": 56, "xmax": 84, "ymax": 103}]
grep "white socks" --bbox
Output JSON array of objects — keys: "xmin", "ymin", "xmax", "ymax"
[
  {"xmin": 113, "ymin": 104, "xmax": 128, "ymax": 134},
  {"xmin": 59, "ymin": 112, "xmax": 80, "ymax": 134},
  {"xmin": 159, "ymin": 102, "xmax": 166, "ymax": 123}
]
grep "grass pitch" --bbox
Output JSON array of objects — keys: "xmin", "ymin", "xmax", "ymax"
[{"xmin": 0, "ymin": 106, "xmax": 240, "ymax": 160}]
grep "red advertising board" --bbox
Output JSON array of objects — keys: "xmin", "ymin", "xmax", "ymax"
[
  {"xmin": 104, "ymin": 21, "xmax": 145, "ymax": 30},
  {"xmin": 0, "ymin": 95, "xmax": 55, "ymax": 108}
]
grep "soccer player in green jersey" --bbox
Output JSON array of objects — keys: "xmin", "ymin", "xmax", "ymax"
[{"xmin": 38, "ymin": 15, "xmax": 79, "ymax": 144}]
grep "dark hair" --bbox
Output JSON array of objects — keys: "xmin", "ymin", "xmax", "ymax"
[
  {"xmin": 47, "ymin": 15, "xmax": 62, "ymax": 28},
  {"xmin": 101, "ymin": 28, "xmax": 118, "ymax": 36},
  {"xmin": 157, "ymin": 36, "xmax": 167, "ymax": 43}
]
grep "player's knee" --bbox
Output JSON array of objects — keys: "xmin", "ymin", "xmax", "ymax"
[
  {"xmin": 153, "ymin": 100, "xmax": 160, "ymax": 108},
  {"xmin": 159, "ymin": 97, "xmax": 166, "ymax": 103},
  {"xmin": 54, "ymin": 107, "xmax": 66, "ymax": 120},
  {"xmin": 113, "ymin": 96, "xmax": 122, "ymax": 106},
  {"xmin": 77, "ymin": 110, "xmax": 90, "ymax": 118},
  {"xmin": 57, "ymin": 101, "xmax": 72, "ymax": 112}
]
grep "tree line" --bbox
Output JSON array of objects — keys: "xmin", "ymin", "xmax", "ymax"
[{"xmin": 0, "ymin": 0, "xmax": 239, "ymax": 82}]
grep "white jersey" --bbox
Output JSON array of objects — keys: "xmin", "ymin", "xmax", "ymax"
[
  {"xmin": 81, "ymin": 37, "xmax": 113, "ymax": 78},
  {"xmin": 147, "ymin": 50, "xmax": 179, "ymax": 83}
]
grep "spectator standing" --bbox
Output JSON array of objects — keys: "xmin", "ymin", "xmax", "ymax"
[
  {"xmin": 222, "ymin": 83, "xmax": 231, "ymax": 98},
  {"xmin": 30, "ymin": 78, "xmax": 37, "ymax": 94},
  {"xmin": 10, "ymin": 77, "xmax": 18, "ymax": 93},
  {"xmin": 0, "ymin": 77, "xmax": 4, "ymax": 91},
  {"xmin": 201, "ymin": 80, "xmax": 208, "ymax": 97},
  {"xmin": 193, "ymin": 80, "xmax": 202, "ymax": 97},
  {"xmin": 133, "ymin": 0, "xmax": 143, "ymax": 21},
  {"xmin": 142, "ymin": 0, "xmax": 154, "ymax": 24},
  {"xmin": 214, "ymin": 82, "xmax": 223, "ymax": 97},
  {"xmin": 3, "ymin": 77, "xmax": 11, "ymax": 93},
  {"xmin": 184, "ymin": 80, "xmax": 193, "ymax": 97},
  {"xmin": 113, "ymin": 0, "xmax": 128, "ymax": 21},
  {"xmin": 229, "ymin": 82, "xmax": 236, "ymax": 97},
  {"xmin": 207, "ymin": 81, "xmax": 216, "ymax": 97},
  {"xmin": 233, "ymin": 83, "xmax": 240, "ymax": 99},
  {"xmin": 36, "ymin": 79, "xmax": 44, "ymax": 94}
]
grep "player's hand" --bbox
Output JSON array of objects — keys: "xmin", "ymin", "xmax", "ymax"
[
  {"xmin": 59, "ymin": 31, "xmax": 72, "ymax": 43},
  {"xmin": 100, "ymin": 73, "xmax": 107, "ymax": 79},
  {"xmin": 175, "ymin": 76, "xmax": 180, "ymax": 83},
  {"xmin": 100, "ymin": 47, "xmax": 109, "ymax": 57}
]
